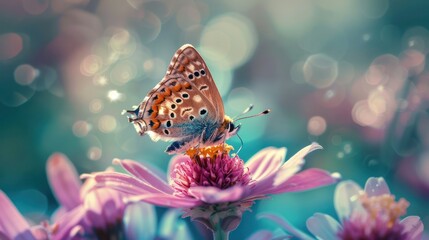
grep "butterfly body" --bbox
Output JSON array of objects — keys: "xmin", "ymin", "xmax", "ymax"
[{"xmin": 127, "ymin": 44, "xmax": 239, "ymax": 154}]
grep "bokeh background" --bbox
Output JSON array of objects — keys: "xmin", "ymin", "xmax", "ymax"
[{"xmin": 1, "ymin": 0, "xmax": 429, "ymax": 238}]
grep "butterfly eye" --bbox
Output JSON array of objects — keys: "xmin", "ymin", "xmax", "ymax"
[
  {"xmin": 189, "ymin": 115, "xmax": 195, "ymax": 121},
  {"xmin": 182, "ymin": 93, "xmax": 189, "ymax": 99},
  {"xmin": 228, "ymin": 122, "xmax": 235, "ymax": 132},
  {"xmin": 199, "ymin": 108, "xmax": 207, "ymax": 116},
  {"xmin": 194, "ymin": 71, "xmax": 200, "ymax": 77},
  {"xmin": 200, "ymin": 69, "xmax": 206, "ymax": 76}
]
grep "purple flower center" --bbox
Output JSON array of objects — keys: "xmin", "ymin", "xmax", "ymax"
[{"xmin": 171, "ymin": 153, "xmax": 251, "ymax": 197}]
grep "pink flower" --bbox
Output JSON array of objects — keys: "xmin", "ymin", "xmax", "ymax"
[
  {"xmin": 91, "ymin": 143, "xmax": 339, "ymax": 237},
  {"xmin": 0, "ymin": 190, "xmax": 50, "ymax": 240},
  {"xmin": 305, "ymin": 177, "xmax": 424, "ymax": 240},
  {"xmin": 47, "ymin": 153, "xmax": 191, "ymax": 240}
]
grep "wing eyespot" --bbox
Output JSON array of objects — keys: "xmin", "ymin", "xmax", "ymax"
[
  {"xmin": 164, "ymin": 129, "xmax": 170, "ymax": 135},
  {"xmin": 189, "ymin": 115, "xmax": 195, "ymax": 121},
  {"xmin": 199, "ymin": 108, "xmax": 207, "ymax": 116},
  {"xmin": 171, "ymin": 104, "xmax": 177, "ymax": 109},
  {"xmin": 182, "ymin": 93, "xmax": 189, "ymax": 99},
  {"xmin": 194, "ymin": 71, "xmax": 200, "ymax": 77},
  {"xmin": 188, "ymin": 74, "xmax": 194, "ymax": 80},
  {"xmin": 200, "ymin": 69, "xmax": 206, "ymax": 76},
  {"xmin": 170, "ymin": 112, "xmax": 176, "ymax": 118},
  {"xmin": 175, "ymin": 98, "xmax": 183, "ymax": 104}
]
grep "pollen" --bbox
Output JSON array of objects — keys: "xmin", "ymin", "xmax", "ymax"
[
  {"xmin": 185, "ymin": 144, "xmax": 234, "ymax": 159},
  {"xmin": 359, "ymin": 193, "xmax": 409, "ymax": 228}
]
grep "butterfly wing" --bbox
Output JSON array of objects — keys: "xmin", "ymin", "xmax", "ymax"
[{"xmin": 166, "ymin": 44, "xmax": 225, "ymax": 120}]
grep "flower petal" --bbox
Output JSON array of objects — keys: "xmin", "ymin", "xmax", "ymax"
[
  {"xmin": 265, "ymin": 169, "xmax": 339, "ymax": 194},
  {"xmin": 306, "ymin": 213, "xmax": 341, "ymax": 240},
  {"xmin": 334, "ymin": 180, "xmax": 363, "ymax": 222},
  {"xmin": 274, "ymin": 143, "xmax": 323, "ymax": 186},
  {"xmin": 52, "ymin": 206, "xmax": 86, "ymax": 240},
  {"xmin": 167, "ymin": 155, "xmax": 191, "ymax": 184},
  {"xmin": 123, "ymin": 202, "xmax": 157, "ymax": 240},
  {"xmin": 83, "ymin": 188, "xmax": 124, "ymax": 229},
  {"xmin": 30, "ymin": 226, "xmax": 49, "ymax": 240},
  {"xmin": 159, "ymin": 209, "xmax": 193, "ymax": 240},
  {"xmin": 93, "ymin": 172, "xmax": 170, "ymax": 195},
  {"xmin": 128, "ymin": 194, "xmax": 200, "ymax": 208},
  {"xmin": 188, "ymin": 185, "xmax": 244, "ymax": 204},
  {"xmin": 400, "ymin": 216, "xmax": 424, "ymax": 240},
  {"xmin": 258, "ymin": 213, "xmax": 314, "ymax": 240},
  {"xmin": 46, "ymin": 153, "xmax": 82, "ymax": 210},
  {"xmin": 246, "ymin": 230, "xmax": 273, "ymax": 240},
  {"xmin": 0, "ymin": 191, "xmax": 35, "ymax": 240},
  {"xmin": 245, "ymin": 147, "xmax": 286, "ymax": 181},
  {"xmin": 114, "ymin": 159, "xmax": 173, "ymax": 194},
  {"xmin": 364, "ymin": 177, "xmax": 390, "ymax": 197}
]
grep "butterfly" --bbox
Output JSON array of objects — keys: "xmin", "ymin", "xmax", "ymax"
[{"xmin": 125, "ymin": 44, "xmax": 241, "ymax": 154}]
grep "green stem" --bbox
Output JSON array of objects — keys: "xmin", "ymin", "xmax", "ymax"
[{"xmin": 212, "ymin": 221, "xmax": 229, "ymax": 240}]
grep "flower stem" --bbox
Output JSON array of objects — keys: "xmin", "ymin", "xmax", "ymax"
[{"xmin": 213, "ymin": 222, "xmax": 229, "ymax": 240}]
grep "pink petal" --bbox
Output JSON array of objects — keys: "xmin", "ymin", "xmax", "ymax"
[
  {"xmin": 266, "ymin": 168, "xmax": 338, "ymax": 194},
  {"xmin": 128, "ymin": 194, "xmax": 200, "ymax": 208},
  {"xmin": 0, "ymin": 191, "xmax": 35, "ymax": 240},
  {"xmin": 274, "ymin": 143, "xmax": 323, "ymax": 186},
  {"xmin": 188, "ymin": 185, "xmax": 244, "ymax": 204},
  {"xmin": 114, "ymin": 159, "xmax": 173, "ymax": 194},
  {"xmin": 83, "ymin": 188, "xmax": 124, "ymax": 229},
  {"xmin": 258, "ymin": 213, "xmax": 314, "ymax": 240},
  {"xmin": 306, "ymin": 213, "xmax": 341, "ymax": 240},
  {"xmin": 167, "ymin": 155, "xmax": 191, "ymax": 184},
  {"xmin": 245, "ymin": 147, "xmax": 286, "ymax": 182},
  {"xmin": 93, "ymin": 172, "xmax": 169, "ymax": 195},
  {"xmin": 46, "ymin": 153, "xmax": 82, "ymax": 210},
  {"xmin": 364, "ymin": 177, "xmax": 391, "ymax": 197},
  {"xmin": 30, "ymin": 226, "xmax": 49, "ymax": 240},
  {"xmin": 334, "ymin": 180, "xmax": 363, "ymax": 222},
  {"xmin": 53, "ymin": 207, "xmax": 86, "ymax": 240},
  {"xmin": 400, "ymin": 216, "xmax": 424, "ymax": 240}
]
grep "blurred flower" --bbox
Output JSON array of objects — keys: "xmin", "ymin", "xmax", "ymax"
[
  {"xmin": 91, "ymin": 143, "xmax": 339, "ymax": 239},
  {"xmin": 0, "ymin": 190, "xmax": 50, "ymax": 240},
  {"xmin": 47, "ymin": 153, "xmax": 191, "ymax": 240},
  {"xmin": 250, "ymin": 178, "xmax": 424, "ymax": 240}
]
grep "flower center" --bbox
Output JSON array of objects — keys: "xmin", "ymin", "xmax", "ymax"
[
  {"xmin": 171, "ymin": 146, "xmax": 251, "ymax": 197},
  {"xmin": 338, "ymin": 193, "xmax": 410, "ymax": 240}
]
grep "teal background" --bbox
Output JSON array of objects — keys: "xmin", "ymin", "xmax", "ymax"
[{"xmin": 1, "ymin": 0, "xmax": 429, "ymax": 238}]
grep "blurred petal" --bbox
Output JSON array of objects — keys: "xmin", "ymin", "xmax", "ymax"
[
  {"xmin": 123, "ymin": 202, "xmax": 157, "ymax": 240},
  {"xmin": 364, "ymin": 177, "xmax": 391, "ymax": 197},
  {"xmin": 53, "ymin": 207, "xmax": 86, "ymax": 240},
  {"xmin": 334, "ymin": 180, "xmax": 363, "ymax": 221},
  {"xmin": 266, "ymin": 169, "xmax": 338, "ymax": 194},
  {"xmin": 167, "ymin": 155, "xmax": 190, "ymax": 184},
  {"xmin": 30, "ymin": 226, "xmax": 49, "ymax": 240},
  {"xmin": 245, "ymin": 147, "xmax": 286, "ymax": 181},
  {"xmin": 246, "ymin": 230, "xmax": 273, "ymax": 240},
  {"xmin": 46, "ymin": 153, "xmax": 82, "ymax": 210},
  {"xmin": 0, "ymin": 191, "xmax": 35, "ymax": 240},
  {"xmin": 83, "ymin": 188, "xmax": 124, "ymax": 228},
  {"xmin": 258, "ymin": 213, "xmax": 313, "ymax": 240},
  {"xmin": 400, "ymin": 216, "xmax": 424, "ymax": 240},
  {"xmin": 188, "ymin": 185, "xmax": 244, "ymax": 204},
  {"xmin": 114, "ymin": 159, "xmax": 173, "ymax": 194},
  {"xmin": 274, "ymin": 143, "xmax": 323, "ymax": 186},
  {"xmin": 158, "ymin": 209, "xmax": 182, "ymax": 236},
  {"xmin": 306, "ymin": 213, "xmax": 341, "ymax": 240},
  {"xmin": 128, "ymin": 194, "xmax": 200, "ymax": 208}
]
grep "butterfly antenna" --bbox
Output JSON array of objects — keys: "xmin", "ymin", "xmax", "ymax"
[
  {"xmin": 233, "ymin": 104, "xmax": 254, "ymax": 120},
  {"xmin": 235, "ymin": 109, "xmax": 271, "ymax": 121}
]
